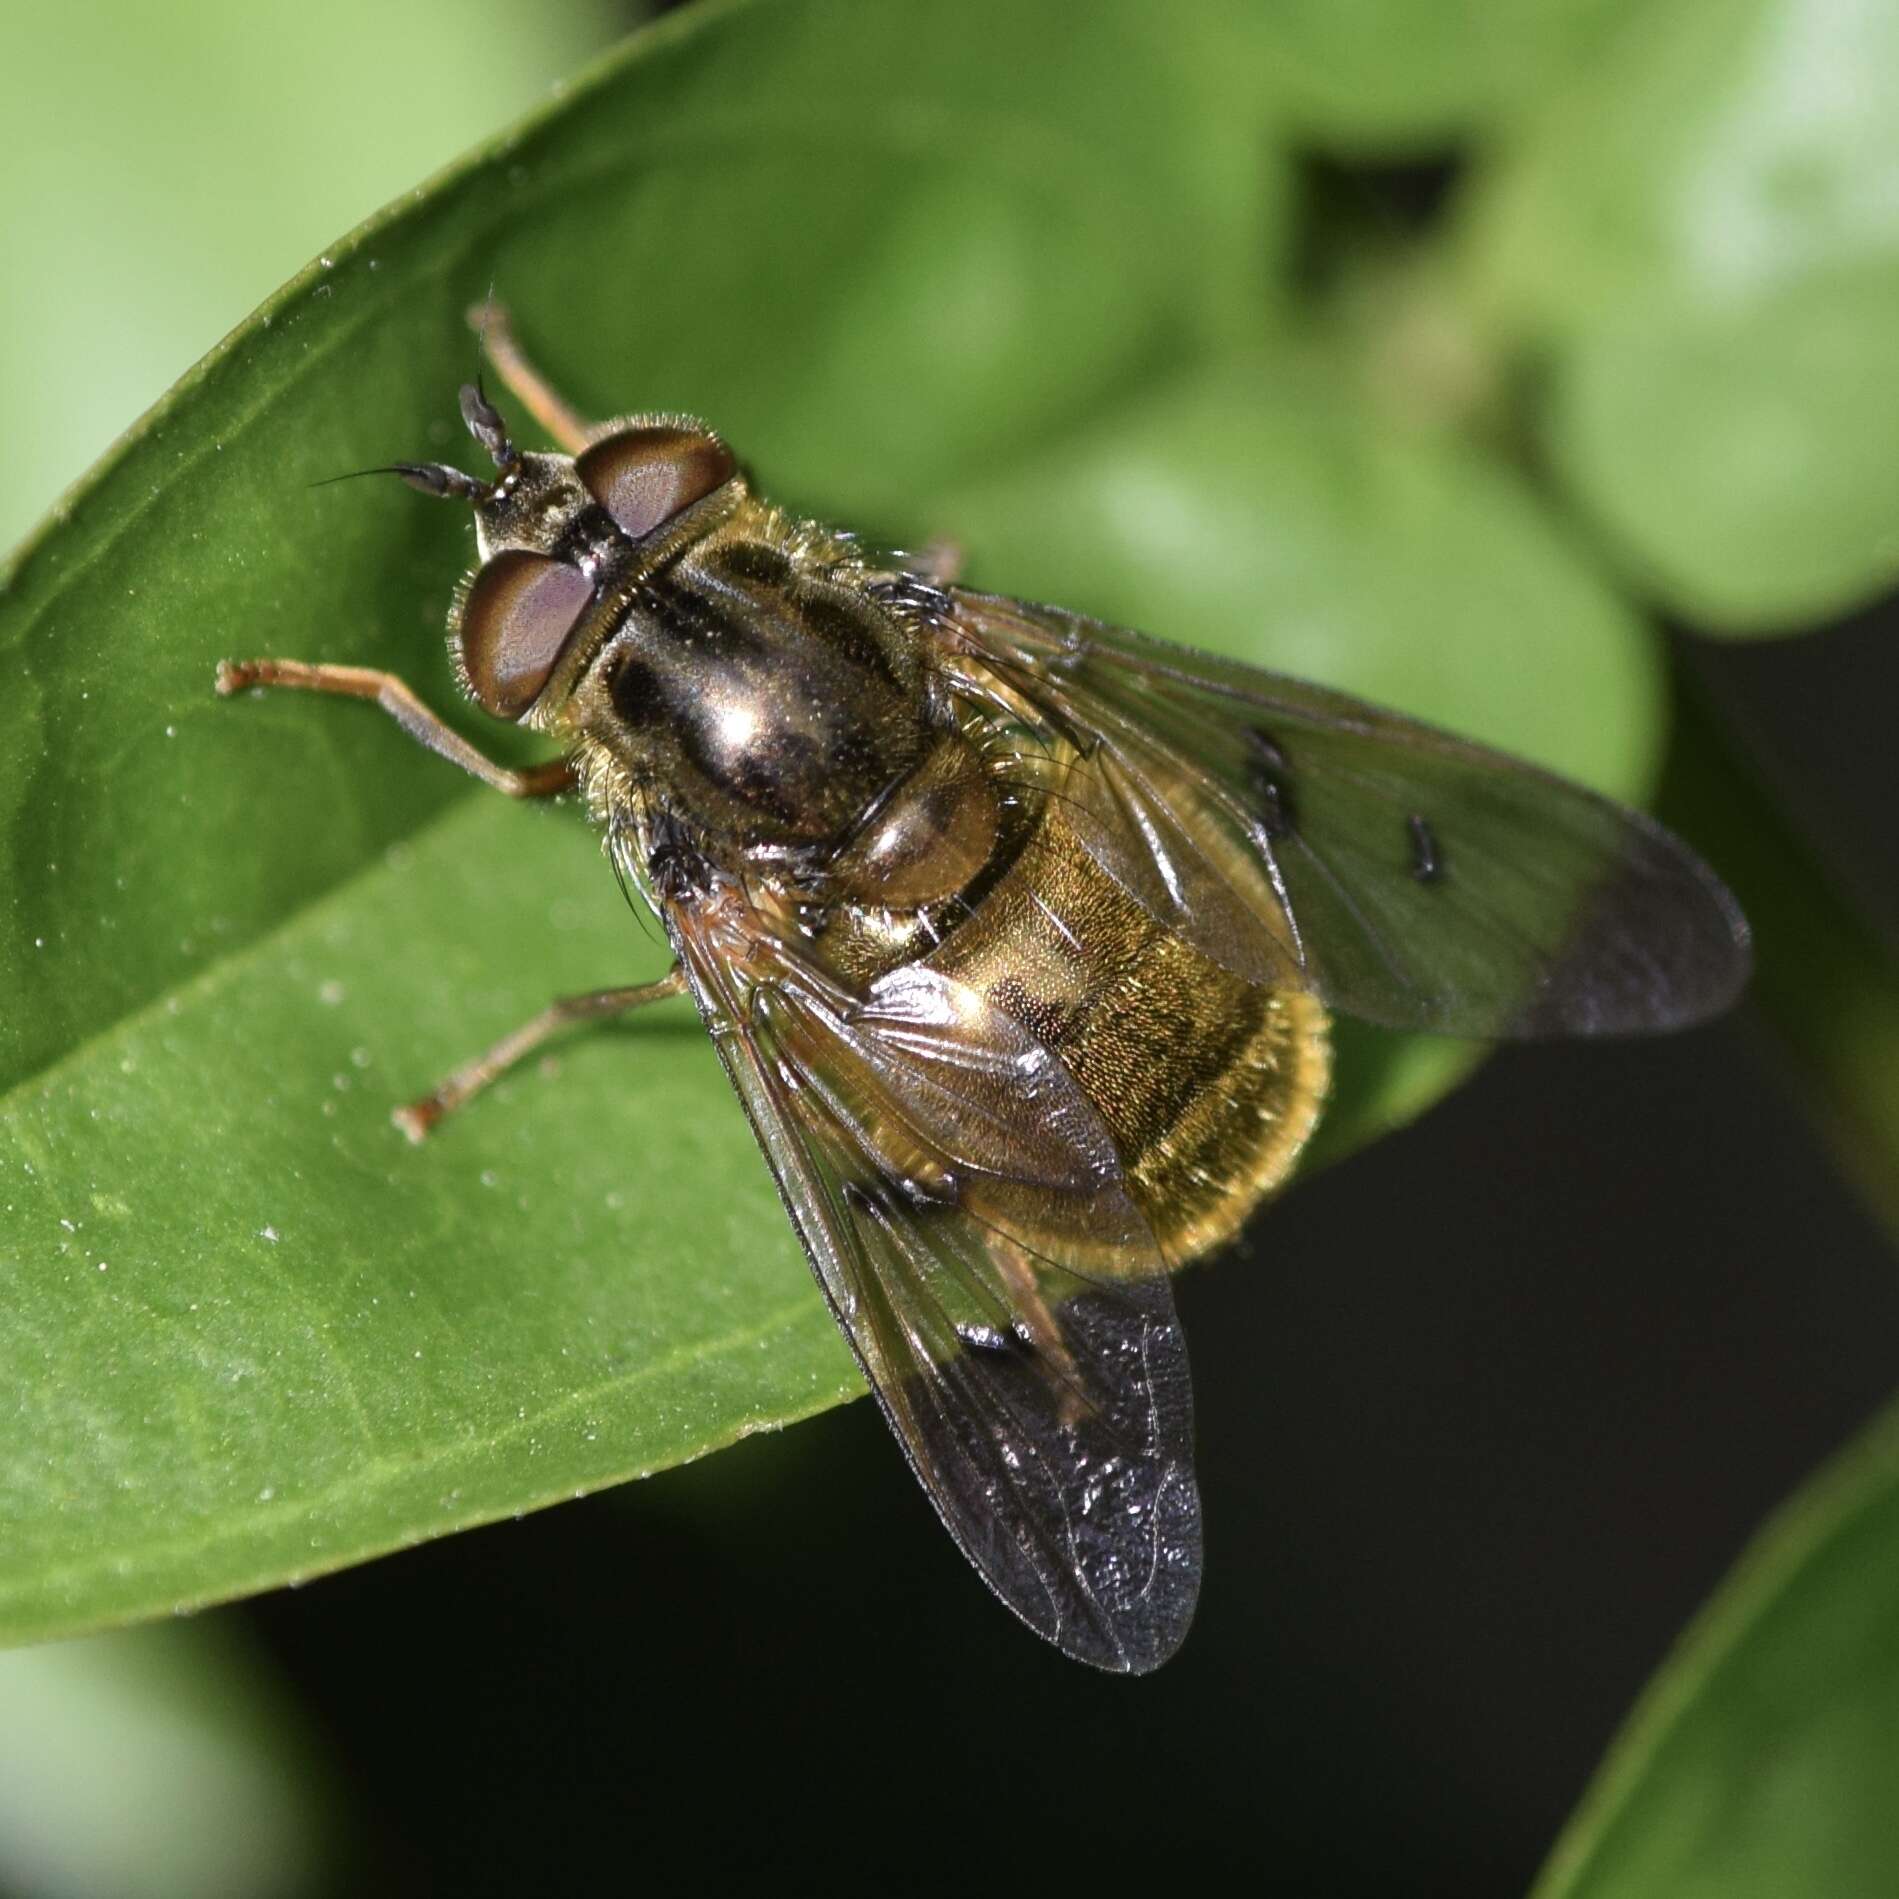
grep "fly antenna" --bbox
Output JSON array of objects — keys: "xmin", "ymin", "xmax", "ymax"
[
  {"xmin": 309, "ymin": 461, "xmax": 490, "ymax": 500},
  {"xmin": 459, "ymin": 379, "xmax": 517, "ymax": 471},
  {"xmin": 460, "ymin": 281, "xmax": 517, "ymax": 469}
]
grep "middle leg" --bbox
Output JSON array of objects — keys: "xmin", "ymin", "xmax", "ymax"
[{"xmin": 393, "ymin": 965, "xmax": 689, "ymax": 1141}]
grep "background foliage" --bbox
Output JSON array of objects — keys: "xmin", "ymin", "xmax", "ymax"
[{"xmin": 1, "ymin": 1, "xmax": 1896, "ymax": 1893}]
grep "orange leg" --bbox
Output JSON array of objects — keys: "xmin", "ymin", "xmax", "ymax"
[
  {"xmin": 214, "ymin": 658, "xmax": 575, "ymax": 798},
  {"xmin": 393, "ymin": 969, "xmax": 689, "ymax": 1141},
  {"xmin": 467, "ymin": 300, "xmax": 595, "ymax": 454}
]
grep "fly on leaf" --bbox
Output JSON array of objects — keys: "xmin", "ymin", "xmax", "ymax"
[{"xmin": 218, "ymin": 305, "xmax": 1749, "ymax": 1673}]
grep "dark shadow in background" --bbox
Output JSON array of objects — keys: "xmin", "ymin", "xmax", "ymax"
[{"xmin": 244, "ymin": 146, "xmax": 1899, "ymax": 1896}]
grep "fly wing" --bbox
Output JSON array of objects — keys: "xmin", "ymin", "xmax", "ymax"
[
  {"xmin": 939, "ymin": 590, "xmax": 1750, "ymax": 1039},
  {"xmin": 667, "ymin": 894, "xmax": 1200, "ymax": 1673}
]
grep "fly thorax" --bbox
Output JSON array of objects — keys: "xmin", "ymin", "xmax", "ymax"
[{"xmin": 588, "ymin": 556, "xmax": 929, "ymax": 850}]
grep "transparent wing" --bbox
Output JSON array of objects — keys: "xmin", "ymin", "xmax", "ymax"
[
  {"xmin": 667, "ymin": 895, "xmax": 1200, "ymax": 1673},
  {"xmin": 940, "ymin": 590, "xmax": 1750, "ymax": 1039}
]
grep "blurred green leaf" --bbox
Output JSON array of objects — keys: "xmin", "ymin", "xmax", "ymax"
[
  {"xmin": 940, "ymin": 352, "xmax": 1663, "ymax": 790},
  {"xmin": 1463, "ymin": 0, "xmax": 1899, "ymax": 629},
  {"xmin": 1532, "ymin": 1397, "xmax": 1899, "ymax": 1899},
  {"xmin": 0, "ymin": 0, "xmax": 1676, "ymax": 1644},
  {"xmin": 1251, "ymin": 0, "xmax": 1646, "ymax": 149},
  {"xmin": 0, "ymin": 0, "xmax": 626, "ymax": 553},
  {"xmin": 0, "ymin": 1620, "xmax": 336, "ymax": 1899},
  {"xmin": 1546, "ymin": 264, "xmax": 1899, "ymax": 626}
]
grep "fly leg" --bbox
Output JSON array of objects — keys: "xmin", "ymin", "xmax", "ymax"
[
  {"xmin": 987, "ymin": 1234, "xmax": 1088, "ymax": 1428},
  {"xmin": 467, "ymin": 300, "xmax": 595, "ymax": 454},
  {"xmin": 214, "ymin": 658, "xmax": 576, "ymax": 798},
  {"xmin": 393, "ymin": 967, "xmax": 689, "ymax": 1141}
]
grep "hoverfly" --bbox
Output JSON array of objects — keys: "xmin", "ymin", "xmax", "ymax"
[{"xmin": 218, "ymin": 305, "xmax": 1749, "ymax": 1673}]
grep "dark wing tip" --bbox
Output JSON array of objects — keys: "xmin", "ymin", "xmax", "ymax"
[
  {"xmin": 1507, "ymin": 816, "xmax": 1753, "ymax": 1039},
  {"xmin": 951, "ymin": 1281, "xmax": 1204, "ymax": 1676},
  {"xmin": 1092, "ymin": 1518, "xmax": 1203, "ymax": 1677},
  {"xmin": 1027, "ymin": 1454, "xmax": 1202, "ymax": 1676}
]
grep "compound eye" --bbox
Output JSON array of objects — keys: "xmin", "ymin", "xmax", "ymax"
[
  {"xmin": 576, "ymin": 425, "xmax": 736, "ymax": 542},
  {"xmin": 457, "ymin": 550, "xmax": 593, "ymax": 720}
]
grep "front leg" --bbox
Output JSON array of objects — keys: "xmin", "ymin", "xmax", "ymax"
[
  {"xmin": 467, "ymin": 300, "xmax": 595, "ymax": 455},
  {"xmin": 215, "ymin": 658, "xmax": 575, "ymax": 798}
]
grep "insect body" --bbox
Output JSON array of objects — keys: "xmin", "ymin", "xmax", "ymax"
[{"xmin": 218, "ymin": 307, "xmax": 1750, "ymax": 1673}]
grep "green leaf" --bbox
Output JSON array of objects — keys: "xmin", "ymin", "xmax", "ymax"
[
  {"xmin": 1461, "ymin": 0, "xmax": 1899, "ymax": 629},
  {"xmin": 1544, "ymin": 264, "xmax": 1899, "ymax": 628},
  {"xmin": 938, "ymin": 353, "xmax": 1664, "ymax": 792},
  {"xmin": 1458, "ymin": 0, "xmax": 1899, "ymax": 630},
  {"xmin": 0, "ymin": 0, "xmax": 1671, "ymax": 1643},
  {"xmin": 1250, "ymin": 0, "xmax": 1648, "ymax": 149},
  {"xmin": 1532, "ymin": 1398, "xmax": 1899, "ymax": 1899},
  {"xmin": 3, "ymin": 793, "xmax": 854, "ymax": 1642}
]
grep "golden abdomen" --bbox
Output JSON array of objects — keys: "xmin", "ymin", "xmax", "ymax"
[{"xmin": 924, "ymin": 808, "xmax": 1330, "ymax": 1265}]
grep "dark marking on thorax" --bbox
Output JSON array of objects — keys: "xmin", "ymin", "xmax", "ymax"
[{"xmin": 708, "ymin": 538, "xmax": 792, "ymax": 589}]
